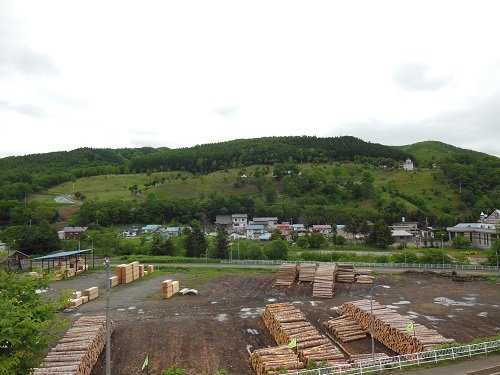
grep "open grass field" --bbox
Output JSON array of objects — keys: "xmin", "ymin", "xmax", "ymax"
[
  {"xmin": 28, "ymin": 163, "xmax": 461, "ymax": 220},
  {"xmin": 30, "ymin": 169, "xmax": 260, "ymax": 204}
]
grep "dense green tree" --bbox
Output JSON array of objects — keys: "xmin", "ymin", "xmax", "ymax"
[
  {"xmin": 150, "ymin": 233, "xmax": 165, "ymax": 256},
  {"xmin": 264, "ymin": 239, "xmax": 288, "ymax": 260},
  {"xmin": 214, "ymin": 226, "xmax": 230, "ymax": 259},
  {"xmin": 0, "ymin": 271, "xmax": 60, "ymax": 374},
  {"xmin": 367, "ymin": 219, "xmax": 393, "ymax": 249},
  {"xmin": 308, "ymin": 232, "xmax": 326, "ymax": 249},
  {"xmin": 296, "ymin": 236, "xmax": 309, "ymax": 248},
  {"xmin": 184, "ymin": 225, "xmax": 207, "ymax": 258},
  {"xmin": 163, "ymin": 237, "xmax": 175, "ymax": 256},
  {"xmin": 15, "ymin": 221, "xmax": 60, "ymax": 254}
]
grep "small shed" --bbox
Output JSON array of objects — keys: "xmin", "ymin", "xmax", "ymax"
[
  {"xmin": 8, "ymin": 250, "xmax": 30, "ymax": 270},
  {"xmin": 32, "ymin": 248, "xmax": 95, "ymax": 273}
]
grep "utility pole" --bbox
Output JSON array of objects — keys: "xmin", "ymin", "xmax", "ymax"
[{"xmin": 105, "ymin": 258, "xmax": 111, "ymax": 375}]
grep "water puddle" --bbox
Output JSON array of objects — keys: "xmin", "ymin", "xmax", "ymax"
[
  {"xmin": 434, "ymin": 297, "xmax": 474, "ymax": 307},
  {"xmin": 215, "ymin": 313, "xmax": 228, "ymax": 322},
  {"xmin": 239, "ymin": 307, "xmax": 263, "ymax": 319},
  {"xmin": 424, "ymin": 315, "xmax": 444, "ymax": 322}
]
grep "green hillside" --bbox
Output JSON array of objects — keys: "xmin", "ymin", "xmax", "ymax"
[
  {"xmin": 1, "ymin": 136, "xmax": 499, "ymax": 233},
  {"xmin": 396, "ymin": 140, "xmax": 491, "ymax": 167}
]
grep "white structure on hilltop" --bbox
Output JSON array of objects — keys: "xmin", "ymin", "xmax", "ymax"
[{"xmin": 403, "ymin": 158, "xmax": 414, "ymax": 171}]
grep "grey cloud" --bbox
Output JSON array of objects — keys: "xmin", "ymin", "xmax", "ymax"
[
  {"xmin": 0, "ymin": 4, "xmax": 58, "ymax": 79},
  {"xmin": 129, "ymin": 130, "xmax": 166, "ymax": 148},
  {"xmin": 330, "ymin": 89, "xmax": 500, "ymax": 157},
  {"xmin": 0, "ymin": 47, "xmax": 58, "ymax": 78},
  {"xmin": 0, "ymin": 99, "xmax": 47, "ymax": 117},
  {"xmin": 214, "ymin": 106, "xmax": 237, "ymax": 119},
  {"xmin": 393, "ymin": 63, "xmax": 452, "ymax": 92}
]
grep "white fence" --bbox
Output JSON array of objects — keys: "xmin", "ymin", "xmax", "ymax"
[
  {"xmin": 294, "ymin": 339, "xmax": 500, "ymax": 374},
  {"xmin": 220, "ymin": 259, "xmax": 500, "ymax": 271}
]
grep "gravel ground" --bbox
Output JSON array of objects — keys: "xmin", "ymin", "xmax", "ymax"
[{"xmin": 44, "ymin": 268, "xmax": 500, "ymax": 375}]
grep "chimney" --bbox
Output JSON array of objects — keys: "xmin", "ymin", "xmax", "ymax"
[{"xmin": 480, "ymin": 212, "xmax": 485, "ymax": 223}]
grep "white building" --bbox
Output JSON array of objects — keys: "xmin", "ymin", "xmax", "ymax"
[{"xmin": 403, "ymin": 158, "xmax": 414, "ymax": 171}]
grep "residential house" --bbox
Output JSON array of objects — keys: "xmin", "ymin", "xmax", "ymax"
[
  {"xmin": 229, "ymin": 232, "xmax": 246, "ymax": 241},
  {"xmin": 141, "ymin": 224, "xmax": 161, "ymax": 234},
  {"xmin": 276, "ymin": 223, "xmax": 292, "ymax": 240},
  {"xmin": 251, "ymin": 217, "xmax": 279, "ymax": 229},
  {"xmin": 312, "ymin": 224, "xmax": 332, "ymax": 236},
  {"xmin": 403, "ymin": 158, "xmax": 414, "ymax": 171},
  {"xmin": 166, "ymin": 226, "xmax": 182, "ymax": 237},
  {"xmin": 0, "ymin": 241, "xmax": 7, "ymax": 251},
  {"xmin": 259, "ymin": 233, "xmax": 272, "ymax": 241},
  {"xmin": 447, "ymin": 210, "xmax": 499, "ymax": 249},
  {"xmin": 291, "ymin": 224, "xmax": 308, "ymax": 237},
  {"xmin": 215, "ymin": 215, "xmax": 232, "ymax": 227},
  {"xmin": 158, "ymin": 226, "xmax": 182, "ymax": 238},
  {"xmin": 390, "ymin": 218, "xmax": 420, "ymax": 236},
  {"xmin": 58, "ymin": 226, "xmax": 88, "ymax": 240},
  {"xmin": 231, "ymin": 214, "xmax": 248, "ymax": 232},
  {"xmin": 391, "ymin": 229, "xmax": 413, "ymax": 244},
  {"xmin": 246, "ymin": 224, "xmax": 266, "ymax": 240}
]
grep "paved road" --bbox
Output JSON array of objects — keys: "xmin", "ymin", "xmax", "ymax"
[
  {"xmin": 392, "ymin": 354, "xmax": 500, "ymax": 374},
  {"xmin": 113, "ymin": 261, "xmax": 500, "ymax": 276}
]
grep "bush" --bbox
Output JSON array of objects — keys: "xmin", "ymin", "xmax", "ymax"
[
  {"xmin": 264, "ymin": 240, "xmax": 289, "ymax": 260},
  {"xmin": 161, "ymin": 365, "xmax": 185, "ymax": 375},
  {"xmin": 452, "ymin": 235, "xmax": 471, "ymax": 249}
]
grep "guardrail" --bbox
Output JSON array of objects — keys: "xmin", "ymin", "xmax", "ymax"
[
  {"xmin": 220, "ymin": 259, "xmax": 500, "ymax": 271},
  {"xmin": 293, "ymin": 339, "xmax": 500, "ymax": 374}
]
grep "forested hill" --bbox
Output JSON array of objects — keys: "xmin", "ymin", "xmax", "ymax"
[
  {"xmin": 129, "ymin": 136, "xmax": 409, "ymax": 174},
  {"xmin": 0, "ymin": 136, "xmax": 498, "ymax": 218}
]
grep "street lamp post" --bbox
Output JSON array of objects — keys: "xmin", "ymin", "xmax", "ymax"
[
  {"xmin": 370, "ymin": 285, "xmax": 391, "ymax": 364},
  {"xmin": 237, "ymin": 236, "xmax": 240, "ymax": 261},
  {"xmin": 105, "ymin": 257, "xmax": 111, "ymax": 375}
]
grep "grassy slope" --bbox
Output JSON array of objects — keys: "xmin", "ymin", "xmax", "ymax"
[
  {"xmin": 30, "ymin": 161, "xmax": 462, "ymax": 218},
  {"xmin": 396, "ymin": 140, "xmax": 486, "ymax": 167}
]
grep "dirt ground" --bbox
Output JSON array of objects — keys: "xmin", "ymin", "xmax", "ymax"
[{"xmin": 46, "ymin": 268, "xmax": 500, "ymax": 375}]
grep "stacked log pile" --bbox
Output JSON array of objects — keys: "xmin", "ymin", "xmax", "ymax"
[
  {"xmin": 274, "ymin": 264, "xmax": 298, "ymax": 287},
  {"xmin": 355, "ymin": 275, "xmax": 375, "ymax": 284},
  {"xmin": 32, "ymin": 315, "xmax": 113, "ymax": 375},
  {"xmin": 260, "ymin": 303, "xmax": 347, "ymax": 367},
  {"xmin": 298, "ymin": 263, "xmax": 316, "ymax": 283},
  {"xmin": 350, "ymin": 353, "xmax": 391, "ymax": 365},
  {"xmin": 298, "ymin": 343, "xmax": 347, "ymax": 366},
  {"xmin": 312, "ymin": 264, "xmax": 336, "ymax": 298},
  {"xmin": 355, "ymin": 268, "xmax": 374, "ymax": 284},
  {"xmin": 339, "ymin": 300, "xmax": 455, "ymax": 354},
  {"xmin": 323, "ymin": 315, "xmax": 367, "ymax": 342},
  {"xmin": 336, "ymin": 264, "xmax": 355, "ymax": 283},
  {"xmin": 249, "ymin": 346, "xmax": 304, "ymax": 375}
]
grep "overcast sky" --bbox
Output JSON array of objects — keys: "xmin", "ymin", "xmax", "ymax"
[{"xmin": 1, "ymin": 0, "xmax": 499, "ymax": 159}]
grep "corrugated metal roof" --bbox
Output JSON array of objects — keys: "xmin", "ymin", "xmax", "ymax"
[{"xmin": 33, "ymin": 248, "xmax": 93, "ymax": 260}]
